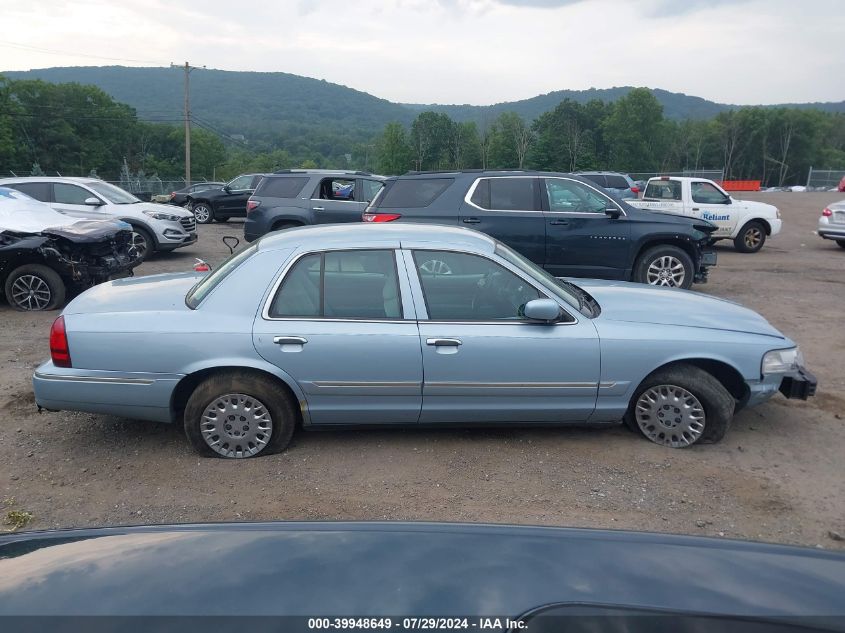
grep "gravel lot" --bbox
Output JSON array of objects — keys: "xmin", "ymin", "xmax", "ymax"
[{"xmin": 1, "ymin": 192, "xmax": 843, "ymax": 547}]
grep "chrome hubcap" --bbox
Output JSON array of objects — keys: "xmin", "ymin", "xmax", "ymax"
[
  {"xmin": 200, "ymin": 393, "xmax": 273, "ymax": 458},
  {"xmin": 419, "ymin": 259, "xmax": 452, "ymax": 275},
  {"xmin": 193, "ymin": 206, "xmax": 211, "ymax": 222},
  {"xmin": 11, "ymin": 274, "xmax": 51, "ymax": 310},
  {"xmin": 635, "ymin": 384, "xmax": 705, "ymax": 448},
  {"xmin": 745, "ymin": 227, "xmax": 763, "ymax": 248},
  {"xmin": 646, "ymin": 255, "xmax": 686, "ymax": 287}
]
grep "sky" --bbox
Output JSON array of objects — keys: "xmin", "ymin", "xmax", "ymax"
[{"xmin": 1, "ymin": 0, "xmax": 843, "ymax": 106}]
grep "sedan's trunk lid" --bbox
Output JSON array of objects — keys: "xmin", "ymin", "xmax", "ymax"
[{"xmin": 62, "ymin": 272, "xmax": 203, "ymax": 315}]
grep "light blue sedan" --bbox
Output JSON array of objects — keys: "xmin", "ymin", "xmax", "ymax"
[{"xmin": 33, "ymin": 224, "xmax": 816, "ymax": 459}]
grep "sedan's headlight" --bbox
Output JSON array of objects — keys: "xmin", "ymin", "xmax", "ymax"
[
  {"xmin": 762, "ymin": 347, "xmax": 803, "ymax": 375},
  {"xmin": 143, "ymin": 210, "xmax": 182, "ymax": 222},
  {"xmin": 776, "ymin": 208, "xmax": 781, "ymax": 219}
]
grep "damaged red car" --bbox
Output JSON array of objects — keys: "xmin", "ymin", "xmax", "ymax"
[{"xmin": 0, "ymin": 186, "xmax": 140, "ymax": 311}]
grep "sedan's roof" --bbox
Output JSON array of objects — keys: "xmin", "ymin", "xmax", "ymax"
[{"xmin": 256, "ymin": 222, "xmax": 498, "ymax": 253}]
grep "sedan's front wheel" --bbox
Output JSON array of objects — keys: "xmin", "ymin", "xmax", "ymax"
[
  {"xmin": 625, "ymin": 364, "xmax": 734, "ymax": 448},
  {"xmin": 184, "ymin": 371, "xmax": 296, "ymax": 458},
  {"xmin": 633, "ymin": 245, "xmax": 694, "ymax": 289}
]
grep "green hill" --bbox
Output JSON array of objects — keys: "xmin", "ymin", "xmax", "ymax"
[{"xmin": 5, "ymin": 66, "xmax": 844, "ymax": 143}]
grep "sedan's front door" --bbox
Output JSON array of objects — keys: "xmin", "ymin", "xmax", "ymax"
[
  {"xmin": 541, "ymin": 177, "xmax": 632, "ymax": 279},
  {"xmin": 218, "ymin": 175, "xmax": 260, "ymax": 216},
  {"xmin": 253, "ymin": 248, "xmax": 423, "ymax": 425},
  {"xmin": 405, "ymin": 248, "xmax": 600, "ymax": 424}
]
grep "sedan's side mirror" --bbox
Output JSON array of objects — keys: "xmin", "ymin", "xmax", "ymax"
[
  {"xmin": 223, "ymin": 185, "xmax": 231, "ymax": 193},
  {"xmin": 84, "ymin": 197, "xmax": 102, "ymax": 206},
  {"xmin": 605, "ymin": 207, "xmax": 621, "ymax": 219},
  {"xmin": 523, "ymin": 298, "xmax": 562, "ymax": 322}
]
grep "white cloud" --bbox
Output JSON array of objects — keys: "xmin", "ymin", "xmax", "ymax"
[{"xmin": 1, "ymin": 0, "xmax": 843, "ymax": 105}]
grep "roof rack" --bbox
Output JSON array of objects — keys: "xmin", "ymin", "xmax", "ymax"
[{"xmin": 273, "ymin": 169, "xmax": 374, "ymax": 176}]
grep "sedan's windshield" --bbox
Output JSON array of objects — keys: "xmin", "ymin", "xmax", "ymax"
[
  {"xmin": 85, "ymin": 181, "xmax": 140, "ymax": 204},
  {"xmin": 494, "ymin": 243, "xmax": 589, "ymax": 315}
]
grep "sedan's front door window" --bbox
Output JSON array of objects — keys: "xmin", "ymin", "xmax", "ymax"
[
  {"xmin": 269, "ymin": 250, "xmax": 402, "ymax": 319},
  {"xmin": 227, "ymin": 175, "xmax": 254, "ymax": 190},
  {"xmin": 412, "ymin": 250, "xmax": 541, "ymax": 321},
  {"xmin": 545, "ymin": 179, "xmax": 608, "ymax": 213}
]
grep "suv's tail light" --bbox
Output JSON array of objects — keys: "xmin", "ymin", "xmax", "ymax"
[
  {"xmin": 362, "ymin": 212, "xmax": 402, "ymax": 223},
  {"xmin": 246, "ymin": 199, "xmax": 260, "ymax": 214},
  {"xmin": 50, "ymin": 316, "xmax": 71, "ymax": 368},
  {"xmin": 822, "ymin": 208, "xmax": 832, "ymax": 217}
]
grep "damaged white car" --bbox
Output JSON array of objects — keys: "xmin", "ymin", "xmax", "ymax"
[{"xmin": 0, "ymin": 187, "xmax": 140, "ymax": 311}]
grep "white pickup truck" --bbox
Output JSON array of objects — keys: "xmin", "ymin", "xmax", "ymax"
[{"xmin": 627, "ymin": 177, "xmax": 782, "ymax": 253}]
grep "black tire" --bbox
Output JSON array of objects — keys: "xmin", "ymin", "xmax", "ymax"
[
  {"xmin": 4, "ymin": 264, "xmax": 66, "ymax": 311},
  {"xmin": 184, "ymin": 371, "xmax": 297, "ymax": 459},
  {"xmin": 128, "ymin": 225, "xmax": 154, "ymax": 263},
  {"xmin": 215, "ymin": 216, "xmax": 230, "ymax": 223},
  {"xmin": 734, "ymin": 221, "xmax": 767, "ymax": 253},
  {"xmin": 836, "ymin": 240, "xmax": 845, "ymax": 249},
  {"xmin": 633, "ymin": 245, "xmax": 694, "ymax": 289},
  {"xmin": 192, "ymin": 203, "xmax": 214, "ymax": 224},
  {"xmin": 624, "ymin": 364, "xmax": 734, "ymax": 448}
]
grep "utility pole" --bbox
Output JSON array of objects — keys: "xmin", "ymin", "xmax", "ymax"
[{"xmin": 171, "ymin": 61, "xmax": 201, "ymax": 185}]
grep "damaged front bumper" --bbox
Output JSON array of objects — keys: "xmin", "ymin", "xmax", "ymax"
[{"xmin": 779, "ymin": 366, "xmax": 818, "ymax": 400}]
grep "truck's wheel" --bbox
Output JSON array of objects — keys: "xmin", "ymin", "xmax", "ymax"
[
  {"xmin": 633, "ymin": 245, "xmax": 694, "ymax": 289},
  {"xmin": 4, "ymin": 264, "xmax": 66, "ymax": 311},
  {"xmin": 192, "ymin": 203, "xmax": 214, "ymax": 224},
  {"xmin": 624, "ymin": 364, "xmax": 734, "ymax": 448},
  {"xmin": 184, "ymin": 371, "xmax": 297, "ymax": 459},
  {"xmin": 734, "ymin": 221, "xmax": 766, "ymax": 253}
]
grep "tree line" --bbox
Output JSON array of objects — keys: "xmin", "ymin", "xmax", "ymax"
[
  {"xmin": 376, "ymin": 89, "xmax": 845, "ymax": 185},
  {"xmin": 2, "ymin": 76, "xmax": 843, "ymax": 187}
]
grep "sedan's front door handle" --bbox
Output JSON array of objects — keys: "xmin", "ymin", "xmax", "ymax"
[
  {"xmin": 426, "ymin": 338, "xmax": 462, "ymax": 347},
  {"xmin": 549, "ymin": 219, "xmax": 569, "ymax": 226},
  {"xmin": 312, "ymin": 206, "xmax": 325, "ymax": 211},
  {"xmin": 462, "ymin": 218, "xmax": 480, "ymax": 224},
  {"xmin": 273, "ymin": 336, "xmax": 308, "ymax": 345}
]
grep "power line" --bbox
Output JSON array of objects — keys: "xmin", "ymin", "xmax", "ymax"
[{"xmin": 0, "ymin": 40, "xmax": 165, "ymax": 65}]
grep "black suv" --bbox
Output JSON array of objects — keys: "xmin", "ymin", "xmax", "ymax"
[
  {"xmin": 186, "ymin": 173, "xmax": 269, "ymax": 224},
  {"xmin": 244, "ymin": 170, "xmax": 385, "ymax": 242},
  {"xmin": 363, "ymin": 171, "xmax": 717, "ymax": 289}
]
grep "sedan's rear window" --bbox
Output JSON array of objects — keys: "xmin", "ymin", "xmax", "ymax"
[
  {"xmin": 378, "ymin": 178, "xmax": 453, "ymax": 208},
  {"xmin": 186, "ymin": 244, "xmax": 258, "ymax": 308},
  {"xmin": 255, "ymin": 177, "xmax": 309, "ymax": 199}
]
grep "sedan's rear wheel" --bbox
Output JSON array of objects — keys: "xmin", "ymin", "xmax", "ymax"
[
  {"xmin": 184, "ymin": 371, "xmax": 296, "ymax": 458},
  {"xmin": 625, "ymin": 364, "xmax": 734, "ymax": 448},
  {"xmin": 633, "ymin": 245, "xmax": 694, "ymax": 289}
]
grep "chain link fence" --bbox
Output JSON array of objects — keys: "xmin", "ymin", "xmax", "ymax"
[{"xmin": 806, "ymin": 168, "xmax": 845, "ymax": 190}]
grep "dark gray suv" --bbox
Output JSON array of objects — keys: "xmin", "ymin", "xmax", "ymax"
[{"xmin": 244, "ymin": 170, "xmax": 385, "ymax": 242}]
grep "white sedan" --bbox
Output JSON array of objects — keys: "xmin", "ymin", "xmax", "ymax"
[{"xmin": 818, "ymin": 201, "xmax": 845, "ymax": 248}]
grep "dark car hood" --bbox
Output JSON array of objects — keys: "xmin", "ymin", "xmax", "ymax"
[
  {"xmin": 0, "ymin": 522, "xmax": 842, "ymax": 618},
  {"xmin": 40, "ymin": 219, "xmax": 132, "ymax": 243},
  {"xmin": 576, "ymin": 279, "xmax": 785, "ymax": 338},
  {"xmin": 624, "ymin": 204, "xmax": 717, "ymax": 232}
]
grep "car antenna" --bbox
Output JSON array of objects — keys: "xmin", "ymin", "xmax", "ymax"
[{"xmin": 222, "ymin": 236, "xmax": 240, "ymax": 255}]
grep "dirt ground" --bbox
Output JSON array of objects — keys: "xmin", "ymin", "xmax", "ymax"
[{"xmin": 1, "ymin": 192, "xmax": 843, "ymax": 548}]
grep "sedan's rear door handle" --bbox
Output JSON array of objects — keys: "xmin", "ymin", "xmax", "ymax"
[
  {"xmin": 426, "ymin": 338, "xmax": 462, "ymax": 347},
  {"xmin": 462, "ymin": 218, "xmax": 480, "ymax": 224},
  {"xmin": 274, "ymin": 336, "xmax": 308, "ymax": 345},
  {"xmin": 549, "ymin": 219, "xmax": 569, "ymax": 226}
]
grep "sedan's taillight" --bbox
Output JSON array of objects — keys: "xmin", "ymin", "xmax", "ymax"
[
  {"xmin": 362, "ymin": 212, "xmax": 402, "ymax": 223},
  {"xmin": 246, "ymin": 200, "xmax": 260, "ymax": 213},
  {"xmin": 630, "ymin": 186, "xmax": 640, "ymax": 194},
  {"xmin": 50, "ymin": 316, "xmax": 71, "ymax": 368},
  {"xmin": 822, "ymin": 208, "xmax": 832, "ymax": 217}
]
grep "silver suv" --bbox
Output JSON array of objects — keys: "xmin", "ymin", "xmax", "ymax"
[{"xmin": 0, "ymin": 177, "xmax": 197, "ymax": 261}]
